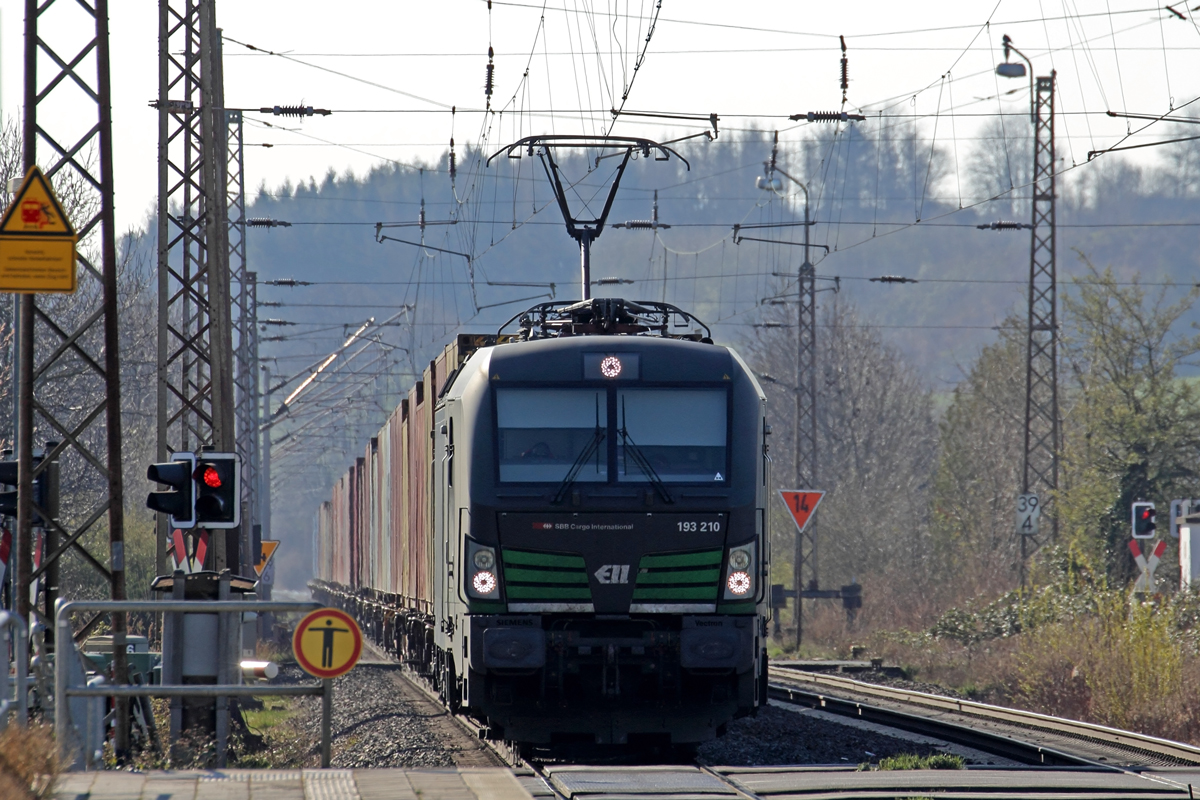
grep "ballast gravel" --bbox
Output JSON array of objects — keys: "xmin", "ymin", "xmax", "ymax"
[
  {"xmin": 286, "ymin": 663, "xmax": 500, "ymax": 769},
  {"xmin": 696, "ymin": 704, "xmax": 952, "ymax": 766},
  {"xmin": 272, "ymin": 661, "xmax": 962, "ymax": 768}
]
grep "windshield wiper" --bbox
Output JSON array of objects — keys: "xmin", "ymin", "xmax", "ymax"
[
  {"xmin": 552, "ymin": 395, "xmax": 606, "ymax": 505},
  {"xmin": 619, "ymin": 398, "xmax": 674, "ymax": 504},
  {"xmin": 551, "ymin": 427, "xmax": 606, "ymax": 505}
]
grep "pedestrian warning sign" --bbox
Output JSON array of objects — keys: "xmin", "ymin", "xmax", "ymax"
[
  {"xmin": 0, "ymin": 166, "xmax": 78, "ymax": 293},
  {"xmin": 779, "ymin": 490, "xmax": 825, "ymax": 532},
  {"xmin": 293, "ymin": 608, "xmax": 362, "ymax": 679}
]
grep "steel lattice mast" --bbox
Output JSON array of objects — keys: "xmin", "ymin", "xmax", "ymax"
[
  {"xmin": 1020, "ymin": 73, "xmax": 1059, "ymax": 585},
  {"xmin": 16, "ymin": 0, "xmax": 129, "ymax": 749},
  {"xmin": 794, "ymin": 208, "xmax": 818, "ymax": 649},
  {"xmin": 228, "ymin": 110, "xmax": 259, "ymax": 559},
  {"xmin": 155, "ymin": 0, "xmax": 236, "ymax": 573}
]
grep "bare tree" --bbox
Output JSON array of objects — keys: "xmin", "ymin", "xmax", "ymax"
[
  {"xmin": 929, "ymin": 320, "xmax": 1027, "ymax": 597},
  {"xmin": 742, "ymin": 294, "xmax": 938, "ymax": 600},
  {"xmin": 0, "ymin": 114, "xmax": 162, "ymax": 607}
]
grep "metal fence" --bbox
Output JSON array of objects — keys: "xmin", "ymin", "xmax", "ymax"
[
  {"xmin": 55, "ymin": 599, "xmax": 331, "ymax": 769},
  {"xmin": 0, "ymin": 611, "xmax": 29, "ymax": 730}
]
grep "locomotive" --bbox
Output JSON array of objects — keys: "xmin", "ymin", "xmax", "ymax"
[{"xmin": 313, "ymin": 297, "xmax": 771, "ymax": 750}]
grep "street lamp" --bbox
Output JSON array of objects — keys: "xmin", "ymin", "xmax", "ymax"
[
  {"xmin": 994, "ymin": 34, "xmax": 1061, "ymax": 588},
  {"xmin": 755, "ymin": 155, "xmax": 817, "ymax": 651},
  {"xmin": 997, "ymin": 34, "xmax": 1036, "ymax": 123}
]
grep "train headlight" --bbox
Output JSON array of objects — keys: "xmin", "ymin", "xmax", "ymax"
[
  {"xmin": 728, "ymin": 548, "xmax": 751, "ymax": 570},
  {"xmin": 723, "ymin": 541, "xmax": 756, "ymax": 600},
  {"xmin": 600, "ymin": 355, "xmax": 622, "ymax": 378},
  {"xmin": 726, "ymin": 571, "xmax": 751, "ymax": 595},
  {"xmin": 466, "ymin": 539, "xmax": 500, "ymax": 599},
  {"xmin": 472, "ymin": 570, "xmax": 498, "ymax": 595}
]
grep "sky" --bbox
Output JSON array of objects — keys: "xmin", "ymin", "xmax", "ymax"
[{"xmin": 1, "ymin": 0, "xmax": 1197, "ymax": 235}]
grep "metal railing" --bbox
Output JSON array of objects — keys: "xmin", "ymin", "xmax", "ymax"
[
  {"xmin": 55, "ymin": 599, "xmax": 330, "ymax": 769},
  {"xmin": 0, "ymin": 611, "xmax": 29, "ymax": 730}
]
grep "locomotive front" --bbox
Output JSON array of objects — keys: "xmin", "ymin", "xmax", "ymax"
[{"xmin": 438, "ymin": 300, "xmax": 771, "ymax": 748}]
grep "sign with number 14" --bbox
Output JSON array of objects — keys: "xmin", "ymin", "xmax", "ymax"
[
  {"xmin": 1015, "ymin": 493, "xmax": 1040, "ymax": 536},
  {"xmin": 779, "ymin": 490, "xmax": 825, "ymax": 532}
]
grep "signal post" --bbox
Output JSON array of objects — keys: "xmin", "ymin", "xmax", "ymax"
[{"xmin": 146, "ymin": 450, "xmax": 249, "ymax": 745}]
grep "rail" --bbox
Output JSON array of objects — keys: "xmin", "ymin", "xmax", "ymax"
[
  {"xmin": 54, "ymin": 599, "xmax": 328, "ymax": 769},
  {"xmin": 770, "ymin": 666, "xmax": 1200, "ymax": 766},
  {"xmin": 0, "ymin": 611, "xmax": 29, "ymax": 729}
]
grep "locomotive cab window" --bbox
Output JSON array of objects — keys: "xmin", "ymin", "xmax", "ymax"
[
  {"xmin": 617, "ymin": 388, "xmax": 728, "ymax": 483},
  {"xmin": 496, "ymin": 388, "xmax": 608, "ymax": 482}
]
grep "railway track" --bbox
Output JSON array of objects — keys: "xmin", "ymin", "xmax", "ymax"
[
  {"xmin": 391, "ymin": 656, "xmax": 1200, "ymax": 800},
  {"xmin": 768, "ymin": 664, "xmax": 1200, "ymax": 769}
]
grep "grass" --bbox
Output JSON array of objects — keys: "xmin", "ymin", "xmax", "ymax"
[
  {"xmin": 233, "ymin": 696, "xmax": 316, "ymax": 769},
  {"xmin": 242, "ymin": 697, "xmax": 299, "ymax": 734},
  {"xmin": 877, "ymin": 753, "xmax": 965, "ymax": 770},
  {"xmin": 0, "ymin": 723, "xmax": 60, "ymax": 800}
]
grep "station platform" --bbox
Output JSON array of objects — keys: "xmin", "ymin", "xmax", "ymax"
[
  {"xmin": 51, "ymin": 767, "xmax": 536, "ymax": 800},
  {"xmin": 49, "ymin": 765, "xmax": 1200, "ymax": 800}
]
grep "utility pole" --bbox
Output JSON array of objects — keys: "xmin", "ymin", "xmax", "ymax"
[
  {"xmin": 229, "ymin": 107, "xmax": 258, "ymax": 576},
  {"xmin": 793, "ymin": 185, "xmax": 817, "ymax": 650},
  {"xmin": 260, "ymin": 364, "xmax": 272, "ymax": 548},
  {"xmin": 155, "ymin": 0, "xmax": 237, "ymax": 573},
  {"xmin": 18, "ymin": 0, "xmax": 128, "ymax": 753},
  {"xmin": 997, "ymin": 37, "xmax": 1059, "ymax": 587},
  {"xmin": 758, "ymin": 132, "xmax": 818, "ymax": 649},
  {"xmin": 1021, "ymin": 73, "xmax": 1059, "ymax": 585}
]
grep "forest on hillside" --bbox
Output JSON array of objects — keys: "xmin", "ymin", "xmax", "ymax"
[{"xmin": 230, "ymin": 119, "xmax": 1200, "ymax": 594}]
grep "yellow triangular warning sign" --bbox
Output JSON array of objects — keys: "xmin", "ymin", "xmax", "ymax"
[
  {"xmin": 0, "ymin": 166, "xmax": 76, "ymax": 237},
  {"xmin": 255, "ymin": 540, "xmax": 280, "ymax": 577}
]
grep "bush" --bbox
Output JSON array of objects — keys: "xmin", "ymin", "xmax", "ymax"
[{"xmin": 877, "ymin": 753, "xmax": 965, "ymax": 770}]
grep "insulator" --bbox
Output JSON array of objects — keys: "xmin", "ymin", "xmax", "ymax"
[
  {"xmin": 485, "ymin": 61, "xmax": 495, "ymax": 97},
  {"xmin": 807, "ymin": 111, "xmax": 847, "ymax": 122},
  {"xmin": 840, "ymin": 57, "xmax": 849, "ymax": 93},
  {"xmin": 267, "ymin": 105, "xmax": 315, "ymax": 118},
  {"xmin": 449, "ymin": 145, "xmax": 457, "ymax": 181},
  {"xmin": 977, "ymin": 220, "xmax": 1029, "ymax": 230}
]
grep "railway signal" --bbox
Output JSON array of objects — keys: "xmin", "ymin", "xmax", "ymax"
[
  {"xmin": 1132, "ymin": 502, "xmax": 1157, "ymax": 539},
  {"xmin": 194, "ymin": 453, "xmax": 241, "ymax": 529},
  {"xmin": 146, "ymin": 452, "xmax": 197, "ymax": 529},
  {"xmin": 1, "ymin": 453, "xmax": 54, "ymax": 524},
  {"xmin": 0, "ymin": 459, "xmax": 16, "ymax": 518}
]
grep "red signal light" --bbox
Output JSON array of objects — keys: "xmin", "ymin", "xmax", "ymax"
[{"xmin": 200, "ymin": 465, "xmax": 222, "ymax": 488}]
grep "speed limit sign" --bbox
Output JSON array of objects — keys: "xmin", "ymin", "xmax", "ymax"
[{"xmin": 1015, "ymin": 494, "xmax": 1040, "ymax": 536}]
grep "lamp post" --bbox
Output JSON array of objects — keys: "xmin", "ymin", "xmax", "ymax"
[
  {"xmin": 757, "ymin": 158, "xmax": 817, "ymax": 651},
  {"xmin": 996, "ymin": 35, "xmax": 1060, "ymax": 588}
]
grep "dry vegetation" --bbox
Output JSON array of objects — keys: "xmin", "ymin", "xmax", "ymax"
[
  {"xmin": 752, "ymin": 258, "xmax": 1200, "ymax": 744},
  {"xmin": 0, "ymin": 724, "xmax": 60, "ymax": 800}
]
